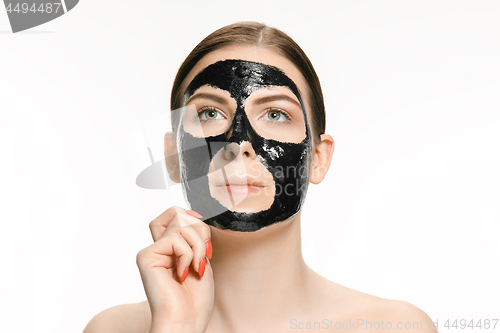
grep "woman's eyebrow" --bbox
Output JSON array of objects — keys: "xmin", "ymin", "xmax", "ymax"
[
  {"xmin": 186, "ymin": 93, "xmax": 228, "ymax": 105},
  {"xmin": 252, "ymin": 94, "xmax": 301, "ymax": 108}
]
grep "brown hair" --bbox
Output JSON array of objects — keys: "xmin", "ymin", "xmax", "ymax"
[{"xmin": 170, "ymin": 21, "xmax": 325, "ymax": 144}]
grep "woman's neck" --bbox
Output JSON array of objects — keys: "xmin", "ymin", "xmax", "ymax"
[{"xmin": 208, "ymin": 213, "xmax": 313, "ymax": 331}]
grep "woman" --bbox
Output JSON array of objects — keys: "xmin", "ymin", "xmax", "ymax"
[{"xmin": 84, "ymin": 21, "xmax": 435, "ymax": 333}]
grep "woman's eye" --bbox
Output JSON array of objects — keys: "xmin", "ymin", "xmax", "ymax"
[
  {"xmin": 199, "ymin": 108, "xmax": 223, "ymax": 120},
  {"xmin": 263, "ymin": 109, "xmax": 287, "ymax": 122}
]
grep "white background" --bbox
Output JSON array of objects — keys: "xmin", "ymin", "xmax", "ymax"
[{"xmin": 1, "ymin": 1, "xmax": 499, "ymax": 332}]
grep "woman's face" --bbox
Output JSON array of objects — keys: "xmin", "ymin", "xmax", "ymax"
[{"xmin": 173, "ymin": 46, "xmax": 314, "ymax": 232}]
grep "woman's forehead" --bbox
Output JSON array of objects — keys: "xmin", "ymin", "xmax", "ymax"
[
  {"xmin": 182, "ymin": 47, "xmax": 308, "ymax": 98},
  {"xmin": 180, "ymin": 46, "xmax": 312, "ymax": 116},
  {"xmin": 184, "ymin": 59, "xmax": 302, "ymax": 106},
  {"xmin": 186, "ymin": 84, "xmax": 299, "ymax": 108}
]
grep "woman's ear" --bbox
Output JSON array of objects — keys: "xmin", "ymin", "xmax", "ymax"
[
  {"xmin": 164, "ymin": 132, "xmax": 180, "ymax": 183},
  {"xmin": 309, "ymin": 134, "xmax": 334, "ymax": 184}
]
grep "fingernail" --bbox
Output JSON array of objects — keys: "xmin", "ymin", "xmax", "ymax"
[
  {"xmin": 186, "ymin": 210, "xmax": 203, "ymax": 219},
  {"xmin": 205, "ymin": 240, "xmax": 212, "ymax": 260},
  {"xmin": 181, "ymin": 267, "xmax": 189, "ymax": 283},
  {"xmin": 199, "ymin": 257, "xmax": 206, "ymax": 277}
]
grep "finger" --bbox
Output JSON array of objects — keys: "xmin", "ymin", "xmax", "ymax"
[
  {"xmin": 149, "ymin": 206, "xmax": 184, "ymax": 242},
  {"xmin": 165, "ymin": 215, "xmax": 212, "ymax": 261},
  {"xmin": 177, "ymin": 223, "xmax": 211, "ymax": 274},
  {"xmin": 185, "ymin": 219, "xmax": 212, "ymax": 260},
  {"xmin": 192, "ymin": 220, "xmax": 212, "ymax": 260},
  {"xmin": 159, "ymin": 211, "xmax": 209, "ymax": 240},
  {"xmin": 139, "ymin": 233, "xmax": 194, "ymax": 281},
  {"xmin": 178, "ymin": 211, "xmax": 206, "ymax": 229},
  {"xmin": 186, "ymin": 210, "xmax": 202, "ymax": 219}
]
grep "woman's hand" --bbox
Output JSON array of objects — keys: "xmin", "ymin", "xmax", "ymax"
[{"xmin": 136, "ymin": 206, "xmax": 214, "ymax": 333}]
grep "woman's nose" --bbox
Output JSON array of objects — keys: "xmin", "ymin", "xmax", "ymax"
[{"xmin": 223, "ymin": 141, "xmax": 256, "ymax": 160}]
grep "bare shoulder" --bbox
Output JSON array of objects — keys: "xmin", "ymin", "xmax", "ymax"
[
  {"xmin": 83, "ymin": 300, "xmax": 151, "ymax": 333},
  {"xmin": 336, "ymin": 292, "xmax": 436, "ymax": 333},
  {"xmin": 358, "ymin": 299, "xmax": 437, "ymax": 333},
  {"xmin": 309, "ymin": 274, "xmax": 436, "ymax": 333}
]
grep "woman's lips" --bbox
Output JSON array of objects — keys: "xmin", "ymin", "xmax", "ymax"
[{"xmin": 215, "ymin": 175, "xmax": 267, "ymax": 195}]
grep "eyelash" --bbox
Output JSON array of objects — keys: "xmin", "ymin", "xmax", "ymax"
[
  {"xmin": 197, "ymin": 107, "xmax": 225, "ymax": 121},
  {"xmin": 262, "ymin": 108, "xmax": 292, "ymax": 123},
  {"xmin": 196, "ymin": 107, "xmax": 292, "ymax": 123}
]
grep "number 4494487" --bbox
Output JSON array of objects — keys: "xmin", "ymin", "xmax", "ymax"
[
  {"xmin": 444, "ymin": 319, "xmax": 498, "ymax": 330},
  {"xmin": 6, "ymin": 3, "xmax": 62, "ymax": 14}
]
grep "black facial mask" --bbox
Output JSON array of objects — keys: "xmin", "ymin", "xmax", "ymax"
[{"xmin": 175, "ymin": 59, "xmax": 312, "ymax": 232}]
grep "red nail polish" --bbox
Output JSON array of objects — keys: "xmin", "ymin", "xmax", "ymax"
[
  {"xmin": 181, "ymin": 267, "xmax": 189, "ymax": 283},
  {"xmin": 186, "ymin": 210, "xmax": 203, "ymax": 219},
  {"xmin": 199, "ymin": 257, "xmax": 206, "ymax": 277},
  {"xmin": 205, "ymin": 240, "xmax": 212, "ymax": 260}
]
